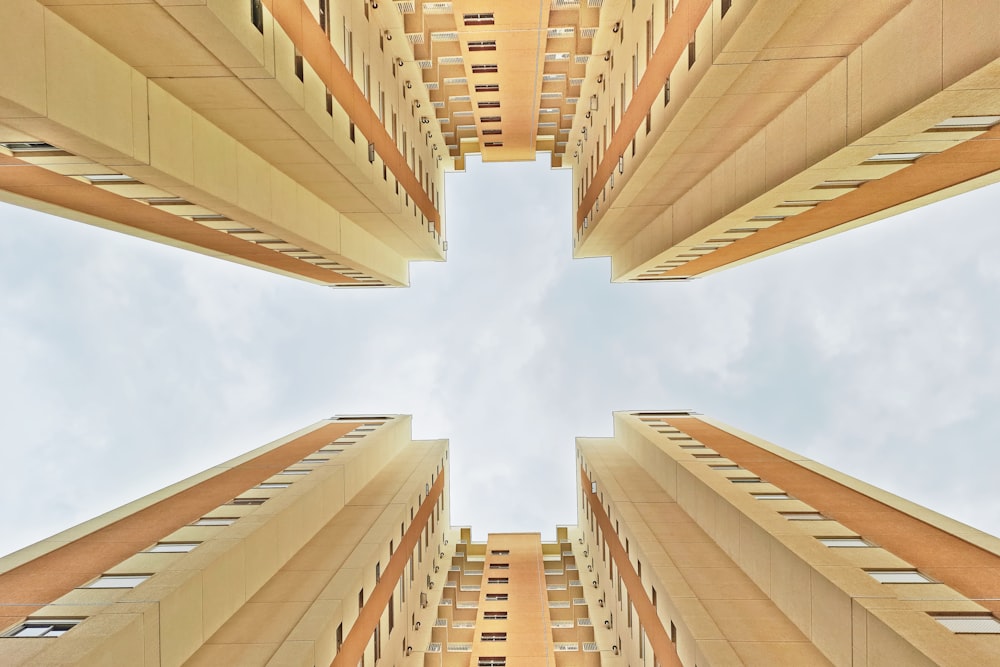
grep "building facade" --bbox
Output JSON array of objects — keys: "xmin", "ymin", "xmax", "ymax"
[
  {"xmin": 578, "ymin": 411, "xmax": 1000, "ymax": 665},
  {"xmin": 0, "ymin": 415, "xmax": 453, "ymax": 666},
  {"xmin": 3, "ymin": 413, "xmax": 1000, "ymax": 666},
  {"xmin": 2, "ymin": 0, "xmax": 998, "ymax": 285}
]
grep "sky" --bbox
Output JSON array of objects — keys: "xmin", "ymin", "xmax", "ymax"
[{"xmin": 1, "ymin": 155, "xmax": 1000, "ymax": 556}]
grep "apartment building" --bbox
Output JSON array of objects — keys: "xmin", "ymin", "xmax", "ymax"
[
  {"xmin": 0, "ymin": 415, "xmax": 453, "ymax": 665},
  {"xmin": 578, "ymin": 411, "xmax": 1000, "ymax": 665},
  {"xmin": 4, "ymin": 412, "xmax": 1000, "ymax": 665},
  {"xmin": 4, "ymin": 1, "xmax": 997, "ymax": 285}
]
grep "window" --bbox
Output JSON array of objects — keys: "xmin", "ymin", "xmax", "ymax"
[
  {"xmin": 148, "ymin": 542, "xmax": 199, "ymax": 553},
  {"xmin": 464, "ymin": 12, "xmax": 495, "ymax": 25},
  {"xmin": 709, "ymin": 465, "xmax": 741, "ymax": 471},
  {"xmin": 931, "ymin": 115, "xmax": 1000, "ymax": 131},
  {"xmin": 481, "ymin": 632, "xmax": 507, "ymax": 641},
  {"xmin": 729, "ymin": 477, "xmax": 762, "ymax": 483},
  {"xmin": 83, "ymin": 575, "xmax": 150, "ymax": 589},
  {"xmin": 193, "ymin": 517, "xmax": 236, "ymax": 526},
  {"xmin": 475, "ymin": 84, "xmax": 500, "ymax": 93},
  {"xmin": 468, "ymin": 40, "xmax": 497, "ymax": 51},
  {"xmin": 864, "ymin": 152, "xmax": 925, "ymax": 163},
  {"xmin": 490, "ymin": 550, "xmax": 509, "ymax": 556},
  {"xmin": 5, "ymin": 619, "xmax": 80, "ymax": 637},
  {"xmin": 867, "ymin": 570, "xmax": 934, "ymax": 584},
  {"xmin": 301, "ymin": 458, "xmax": 329, "ymax": 464},
  {"xmin": 932, "ymin": 614, "xmax": 1000, "ymax": 634},
  {"xmin": 318, "ymin": 0, "xmax": 330, "ymax": 34},
  {"xmin": 482, "ymin": 129, "xmax": 502, "ymax": 136},
  {"xmin": 82, "ymin": 174, "xmax": 137, "ymax": 184},
  {"xmin": 489, "ymin": 563, "xmax": 509, "ymax": 569},
  {"xmin": 293, "ymin": 49, "xmax": 304, "ymax": 81},
  {"xmin": 780, "ymin": 512, "xmax": 827, "ymax": 521},
  {"xmin": 250, "ymin": 0, "xmax": 263, "ymax": 33},
  {"xmin": 487, "ymin": 577, "xmax": 509, "ymax": 584},
  {"xmin": 483, "ymin": 611, "xmax": 508, "ymax": 620},
  {"xmin": 478, "ymin": 659, "xmax": 505, "ymax": 667},
  {"xmin": 229, "ymin": 497, "xmax": 266, "ymax": 505},
  {"xmin": 688, "ymin": 36, "xmax": 696, "ymax": 68},
  {"xmin": 480, "ymin": 116, "xmax": 501, "ymax": 123},
  {"xmin": 752, "ymin": 493, "xmax": 792, "ymax": 500},
  {"xmin": 478, "ymin": 102, "xmax": 501, "ymax": 109},
  {"xmin": 721, "ymin": 0, "xmax": 732, "ymax": 17},
  {"xmin": 485, "ymin": 593, "xmax": 508, "ymax": 601},
  {"xmin": 256, "ymin": 483, "xmax": 290, "ymax": 489},
  {"xmin": 818, "ymin": 537, "xmax": 872, "ymax": 548},
  {"xmin": 279, "ymin": 469, "xmax": 311, "ymax": 476},
  {"xmin": 814, "ymin": 179, "xmax": 868, "ymax": 189},
  {"xmin": 472, "ymin": 64, "xmax": 499, "ymax": 74},
  {"xmin": 484, "ymin": 141, "xmax": 503, "ymax": 147},
  {"xmin": 0, "ymin": 141, "xmax": 69, "ymax": 156}
]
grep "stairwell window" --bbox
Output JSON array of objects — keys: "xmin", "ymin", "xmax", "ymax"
[{"xmin": 5, "ymin": 619, "xmax": 80, "ymax": 638}]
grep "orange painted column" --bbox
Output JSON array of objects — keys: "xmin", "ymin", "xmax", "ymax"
[
  {"xmin": 0, "ymin": 155, "xmax": 357, "ymax": 284},
  {"xmin": 578, "ymin": 0, "xmax": 713, "ymax": 231},
  {"xmin": 581, "ymin": 467, "xmax": 683, "ymax": 667},
  {"xmin": 0, "ymin": 422, "xmax": 355, "ymax": 633},
  {"xmin": 332, "ymin": 469, "xmax": 446, "ymax": 666},
  {"xmin": 263, "ymin": 0, "xmax": 441, "ymax": 232},
  {"xmin": 671, "ymin": 417, "xmax": 1000, "ymax": 614},
  {"xmin": 662, "ymin": 125, "xmax": 1000, "ymax": 276}
]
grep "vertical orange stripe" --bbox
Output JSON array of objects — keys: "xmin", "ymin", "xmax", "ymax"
[
  {"xmin": 0, "ymin": 422, "xmax": 354, "ymax": 634},
  {"xmin": 663, "ymin": 125, "xmax": 1000, "ymax": 276},
  {"xmin": 0, "ymin": 155, "xmax": 357, "ymax": 284},
  {"xmin": 582, "ymin": 467, "xmax": 683, "ymax": 667},
  {"xmin": 671, "ymin": 417, "xmax": 1000, "ymax": 614},
  {"xmin": 262, "ymin": 0, "xmax": 441, "ymax": 232},
  {"xmin": 332, "ymin": 469, "xmax": 446, "ymax": 666},
  {"xmin": 578, "ymin": 0, "xmax": 713, "ymax": 231}
]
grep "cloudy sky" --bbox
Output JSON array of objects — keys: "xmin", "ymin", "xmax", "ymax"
[{"xmin": 1, "ymin": 155, "xmax": 999, "ymax": 556}]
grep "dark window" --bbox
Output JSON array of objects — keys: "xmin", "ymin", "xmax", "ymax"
[
  {"xmin": 468, "ymin": 40, "xmax": 497, "ymax": 51},
  {"xmin": 722, "ymin": 0, "xmax": 732, "ymax": 18},
  {"xmin": 229, "ymin": 497, "xmax": 266, "ymax": 506},
  {"xmin": 688, "ymin": 37, "xmax": 696, "ymax": 68},
  {"xmin": 251, "ymin": 0, "xmax": 263, "ymax": 33},
  {"xmin": 485, "ymin": 593, "xmax": 508, "ymax": 601},
  {"xmin": 483, "ymin": 611, "xmax": 508, "ymax": 620},
  {"xmin": 489, "ymin": 563, "xmax": 509, "ymax": 569},
  {"xmin": 482, "ymin": 129, "xmax": 502, "ymax": 135},
  {"xmin": 464, "ymin": 12, "xmax": 495, "ymax": 26},
  {"xmin": 472, "ymin": 64, "xmax": 499, "ymax": 74},
  {"xmin": 478, "ymin": 101, "xmax": 501, "ymax": 109},
  {"xmin": 481, "ymin": 632, "xmax": 507, "ymax": 641},
  {"xmin": 480, "ymin": 116, "xmax": 501, "ymax": 123},
  {"xmin": 475, "ymin": 84, "xmax": 500, "ymax": 92}
]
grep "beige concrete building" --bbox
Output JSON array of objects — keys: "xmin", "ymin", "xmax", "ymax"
[
  {"xmin": 571, "ymin": 0, "xmax": 1000, "ymax": 281},
  {"xmin": 579, "ymin": 411, "xmax": 1000, "ymax": 665},
  {"xmin": 4, "ymin": 0, "xmax": 998, "ymax": 285},
  {"xmin": 3, "ymin": 413, "xmax": 1000, "ymax": 666}
]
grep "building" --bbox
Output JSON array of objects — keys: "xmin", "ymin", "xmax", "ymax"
[
  {"xmin": 569, "ymin": 0, "xmax": 1000, "ymax": 281},
  {"xmin": 579, "ymin": 411, "xmax": 1000, "ymax": 665},
  {"xmin": 3, "ymin": 413, "xmax": 1000, "ymax": 666},
  {"xmin": 3, "ymin": 1, "xmax": 998, "ymax": 287}
]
